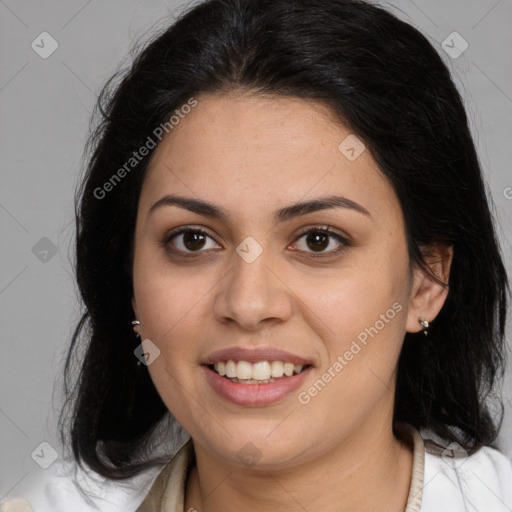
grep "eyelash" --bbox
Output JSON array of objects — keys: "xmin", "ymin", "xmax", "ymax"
[{"xmin": 161, "ymin": 225, "xmax": 350, "ymax": 259}]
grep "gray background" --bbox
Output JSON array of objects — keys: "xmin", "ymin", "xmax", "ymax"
[{"xmin": 1, "ymin": 0, "xmax": 511, "ymax": 500}]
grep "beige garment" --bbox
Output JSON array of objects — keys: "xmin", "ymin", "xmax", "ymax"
[
  {"xmin": 0, "ymin": 499, "xmax": 33, "ymax": 512},
  {"xmin": 136, "ymin": 423, "xmax": 425, "ymax": 512}
]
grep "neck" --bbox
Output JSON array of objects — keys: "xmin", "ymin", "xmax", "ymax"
[{"xmin": 184, "ymin": 418, "xmax": 414, "ymax": 512}]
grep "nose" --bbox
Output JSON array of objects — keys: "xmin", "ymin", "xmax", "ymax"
[{"xmin": 213, "ymin": 241, "xmax": 294, "ymax": 331}]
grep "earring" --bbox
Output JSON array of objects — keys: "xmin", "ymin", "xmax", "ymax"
[
  {"xmin": 418, "ymin": 318, "xmax": 429, "ymax": 336},
  {"xmin": 132, "ymin": 319, "xmax": 141, "ymax": 338}
]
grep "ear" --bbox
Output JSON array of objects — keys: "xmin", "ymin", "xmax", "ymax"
[
  {"xmin": 405, "ymin": 243, "xmax": 453, "ymax": 333},
  {"xmin": 131, "ymin": 297, "xmax": 138, "ymax": 318}
]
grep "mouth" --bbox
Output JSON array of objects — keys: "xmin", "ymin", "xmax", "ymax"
[
  {"xmin": 204, "ymin": 360, "xmax": 313, "ymax": 384},
  {"xmin": 202, "ymin": 361, "xmax": 314, "ymax": 406}
]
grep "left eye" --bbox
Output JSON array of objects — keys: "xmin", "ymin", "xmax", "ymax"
[{"xmin": 290, "ymin": 227, "xmax": 349, "ymax": 256}]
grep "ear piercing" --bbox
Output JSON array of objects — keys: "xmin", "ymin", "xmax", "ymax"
[
  {"xmin": 418, "ymin": 318, "xmax": 429, "ymax": 336},
  {"xmin": 132, "ymin": 319, "xmax": 141, "ymax": 338}
]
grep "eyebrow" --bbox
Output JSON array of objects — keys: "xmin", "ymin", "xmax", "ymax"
[{"xmin": 148, "ymin": 194, "xmax": 372, "ymax": 223}]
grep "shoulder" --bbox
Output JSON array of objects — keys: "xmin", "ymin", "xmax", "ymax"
[
  {"xmin": 419, "ymin": 428, "xmax": 512, "ymax": 512},
  {"xmin": 0, "ymin": 458, "xmax": 164, "ymax": 512}
]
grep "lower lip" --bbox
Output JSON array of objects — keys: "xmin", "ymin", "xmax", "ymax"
[{"xmin": 202, "ymin": 365, "xmax": 313, "ymax": 406}]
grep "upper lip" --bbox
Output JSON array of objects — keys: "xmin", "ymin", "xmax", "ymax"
[{"xmin": 202, "ymin": 346, "xmax": 315, "ymax": 366}]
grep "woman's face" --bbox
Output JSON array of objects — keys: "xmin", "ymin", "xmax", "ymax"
[{"xmin": 132, "ymin": 92, "xmax": 434, "ymax": 468}]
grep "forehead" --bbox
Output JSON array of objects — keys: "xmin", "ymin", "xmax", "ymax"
[{"xmin": 139, "ymin": 92, "xmax": 401, "ymax": 228}]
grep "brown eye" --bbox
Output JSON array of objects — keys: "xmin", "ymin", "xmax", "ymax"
[
  {"xmin": 290, "ymin": 226, "xmax": 350, "ymax": 258},
  {"xmin": 162, "ymin": 228, "xmax": 221, "ymax": 254},
  {"xmin": 304, "ymin": 232, "xmax": 329, "ymax": 252},
  {"xmin": 181, "ymin": 231, "xmax": 207, "ymax": 251}
]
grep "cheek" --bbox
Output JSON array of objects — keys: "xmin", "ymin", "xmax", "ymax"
[
  {"xmin": 132, "ymin": 264, "xmax": 213, "ymax": 421},
  {"xmin": 133, "ymin": 238, "xmax": 214, "ymax": 329},
  {"xmin": 305, "ymin": 248, "xmax": 408, "ymax": 337},
  {"xmin": 132, "ymin": 254, "xmax": 208, "ymax": 383},
  {"xmin": 134, "ymin": 273, "xmax": 211, "ymax": 350},
  {"xmin": 300, "ymin": 276, "xmax": 408, "ymax": 434},
  {"xmin": 307, "ymin": 240, "xmax": 410, "ymax": 382}
]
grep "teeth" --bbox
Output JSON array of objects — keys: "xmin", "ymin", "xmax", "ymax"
[
  {"xmin": 251, "ymin": 361, "xmax": 271, "ymax": 380},
  {"xmin": 284, "ymin": 362, "xmax": 294, "ymax": 376},
  {"xmin": 225, "ymin": 360, "xmax": 237, "ymax": 378},
  {"xmin": 236, "ymin": 361, "xmax": 253, "ymax": 380},
  {"xmin": 270, "ymin": 361, "xmax": 284, "ymax": 378},
  {"xmin": 228, "ymin": 377, "xmax": 276, "ymax": 384},
  {"xmin": 213, "ymin": 360, "xmax": 307, "ymax": 381},
  {"xmin": 216, "ymin": 361, "xmax": 226, "ymax": 376}
]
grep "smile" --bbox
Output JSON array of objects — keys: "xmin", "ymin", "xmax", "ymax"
[
  {"xmin": 209, "ymin": 359, "xmax": 310, "ymax": 383},
  {"xmin": 202, "ymin": 362, "xmax": 313, "ymax": 406}
]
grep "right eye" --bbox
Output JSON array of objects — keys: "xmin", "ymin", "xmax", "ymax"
[{"xmin": 161, "ymin": 226, "xmax": 222, "ymax": 255}]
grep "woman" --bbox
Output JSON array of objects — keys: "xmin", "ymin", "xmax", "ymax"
[{"xmin": 3, "ymin": 0, "xmax": 511, "ymax": 510}]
